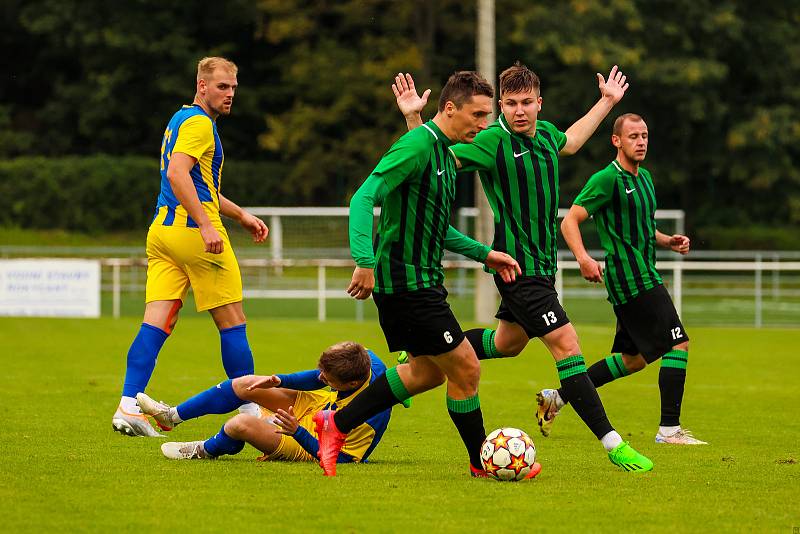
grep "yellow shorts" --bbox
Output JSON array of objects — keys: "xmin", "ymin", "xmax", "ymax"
[
  {"xmin": 145, "ymin": 224, "xmax": 242, "ymax": 312},
  {"xmin": 257, "ymin": 390, "xmax": 331, "ymax": 463}
]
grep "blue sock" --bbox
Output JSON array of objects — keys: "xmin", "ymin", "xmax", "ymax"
[
  {"xmin": 176, "ymin": 379, "xmax": 244, "ymax": 421},
  {"xmin": 121, "ymin": 323, "xmax": 169, "ymax": 397},
  {"xmin": 220, "ymin": 324, "xmax": 255, "ymax": 378},
  {"xmin": 203, "ymin": 424, "xmax": 245, "ymax": 457}
]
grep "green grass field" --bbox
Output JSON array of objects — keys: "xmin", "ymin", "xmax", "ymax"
[{"xmin": 1, "ymin": 317, "xmax": 798, "ymax": 532}]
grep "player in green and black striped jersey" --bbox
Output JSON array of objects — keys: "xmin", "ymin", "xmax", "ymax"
[
  {"xmin": 312, "ymin": 71, "xmax": 526, "ymax": 478},
  {"xmin": 395, "ymin": 65, "xmax": 654, "ymax": 471},
  {"xmin": 542, "ymin": 113, "xmax": 707, "ymax": 445}
]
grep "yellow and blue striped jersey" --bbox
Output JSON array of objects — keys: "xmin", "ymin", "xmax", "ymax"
[{"xmin": 153, "ymin": 104, "xmax": 224, "ymax": 228}]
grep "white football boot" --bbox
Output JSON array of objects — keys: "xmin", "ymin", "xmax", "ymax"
[
  {"xmin": 135, "ymin": 392, "xmax": 178, "ymax": 432},
  {"xmin": 112, "ymin": 406, "xmax": 164, "ymax": 437},
  {"xmin": 161, "ymin": 441, "xmax": 212, "ymax": 460},
  {"xmin": 655, "ymin": 427, "xmax": 708, "ymax": 445}
]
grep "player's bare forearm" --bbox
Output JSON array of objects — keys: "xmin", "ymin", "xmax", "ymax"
[
  {"xmin": 655, "ymin": 230, "xmax": 671, "ymax": 248},
  {"xmin": 220, "ymin": 194, "xmax": 268, "ymax": 243},
  {"xmin": 560, "ymin": 206, "xmax": 591, "ymax": 262},
  {"xmin": 218, "ymin": 193, "xmax": 244, "ymax": 221},
  {"xmin": 561, "ymin": 99, "xmax": 615, "ymax": 156},
  {"xmin": 656, "ymin": 230, "xmax": 690, "ymax": 255},
  {"xmin": 405, "ymin": 114, "xmax": 424, "ymax": 130},
  {"xmin": 561, "ymin": 205, "xmax": 603, "ymax": 282}
]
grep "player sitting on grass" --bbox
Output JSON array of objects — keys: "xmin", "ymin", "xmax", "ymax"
[{"xmin": 136, "ymin": 342, "xmax": 393, "ymax": 463}]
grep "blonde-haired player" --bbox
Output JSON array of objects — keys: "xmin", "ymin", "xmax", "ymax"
[{"xmin": 112, "ymin": 56, "xmax": 269, "ymax": 437}]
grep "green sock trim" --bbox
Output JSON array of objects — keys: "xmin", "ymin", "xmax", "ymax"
[
  {"xmin": 661, "ymin": 349, "xmax": 688, "ymax": 370},
  {"xmin": 385, "ymin": 367, "xmax": 412, "ymax": 402},
  {"xmin": 557, "ymin": 354, "xmax": 587, "ymax": 380},
  {"xmin": 482, "ymin": 329, "xmax": 506, "ymax": 359},
  {"xmin": 606, "ymin": 354, "xmax": 629, "ymax": 379},
  {"xmin": 447, "ymin": 394, "xmax": 480, "ymax": 413}
]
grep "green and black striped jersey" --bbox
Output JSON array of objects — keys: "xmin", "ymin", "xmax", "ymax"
[
  {"xmin": 575, "ymin": 160, "xmax": 662, "ymax": 305},
  {"xmin": 349, "ymin": 120, "xmax": 490, "ymax": 294},
  {"xmin": 452, "ymin": 114, "xmax": 567, "ymax": 276}
]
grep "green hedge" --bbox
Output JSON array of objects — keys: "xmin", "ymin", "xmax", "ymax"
[{"xmin": 0, "ymin": 156, "xmax": 289, "ymax": 232}]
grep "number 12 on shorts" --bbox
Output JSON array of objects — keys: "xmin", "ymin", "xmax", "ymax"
[
  {"xmin": 670, "ymin": 327, "xmax": 683, "ymax": 340},
  {"xmin": 542, "ymin": 311, "xmax": 557, "ymax": 326}
]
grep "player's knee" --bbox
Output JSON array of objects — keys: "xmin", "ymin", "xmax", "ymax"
[
  {"xmin": 231, "ymin": 375, "xmax": 257, "ymax": 399},
  {"xmin": 419, "ymin": 370, "xmax": 446, "ymax": 390},
  {"xmin": 224, "ymin": 414, "xmax": 255, "ymax": 439},
  {"xmin": 553, "ymin": 341, "xmax": 581, "ymax": 359},
  {"xmin": 674, "ymin": 340, "xmax": 689, "ymax": 352},
  {"xmin": 495, "ymin": 337, "xmax": 525, "ymax": 356},
  {"xmin": 623, "ymin": 354, "xmax": 647, "ymax": 373},
  {"xmin": 452, "ymin": 357, "xmax": 481, "ymax": 392}
]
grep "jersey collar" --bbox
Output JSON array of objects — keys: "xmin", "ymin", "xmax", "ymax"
[
  {"xmin": 422, "ymin": 120, "xmax": 454, "ymax": 146},
  {"xmin": 611, "ymin": 160, "xmax": 640, "ymax": 177}
]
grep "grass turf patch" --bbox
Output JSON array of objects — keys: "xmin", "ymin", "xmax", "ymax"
[{"xmin": 0, "ymin": 318, "xmax": 797, "ymax": 532}]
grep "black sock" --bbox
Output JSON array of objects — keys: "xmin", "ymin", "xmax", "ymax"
[
  {"xmin": 333, "ymin": 374, "xmax": 399, "ymax": 433},
  {"xmin": 557, "ymin": 356, "xmax": 614, "ymax": 439},
  {"xmin": 557, "ymin": 354, "xmax": 629, "ymax": 404},
  {"xmin": 447, "ymin": 395, "xmax": 486, "ymax": 470},
  {"xmin": 464, "ymin": 328, "xmax": 510, "ymax": 360},
  {"xmin": 659, "ymin": 350, "xmax": 688, "ymax": 426}
]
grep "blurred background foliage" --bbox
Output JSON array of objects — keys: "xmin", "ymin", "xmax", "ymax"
[{"xmin": 1, "ymin": 0, "xmax": 798, "ymax": 247}]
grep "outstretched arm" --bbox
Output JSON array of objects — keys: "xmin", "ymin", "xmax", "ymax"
[
  {"xmin": 561, "ymin": 204, "xmax": 604, "ymax": 283},
  {"xmin": 560, "ymin": 65, "xmax": 629, "ymax": 156},
  {"xmin": 656, "ymin": 230, "xmax": 690, "ymax": 255}
]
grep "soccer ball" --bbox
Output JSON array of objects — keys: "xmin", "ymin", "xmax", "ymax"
[{"xmin": 480, "ymin": 427, "xmax": 537, "ymax": 481}]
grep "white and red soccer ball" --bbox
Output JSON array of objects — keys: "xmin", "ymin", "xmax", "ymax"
[{"xmin": 480, "ymin": 427, "xmax": 537, "ymax": 481}]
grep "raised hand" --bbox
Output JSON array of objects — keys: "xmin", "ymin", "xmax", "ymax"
[
  {"xmin": 485, "ymin": 250, "xmax": 522, "ymax": 283},
  {"xmin": 392, "ymin": 72, "xmax": 430, "ymax": 118},
  {"xmin": 597, "ymin": 65, "xmax": 629, "ymax": 105}
]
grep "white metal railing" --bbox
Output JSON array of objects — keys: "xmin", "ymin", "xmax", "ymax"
[
  {"xmin": 101, "ymin": 257, "xmax": 800, "ymax": 326},
  {"xmin": 243, "ymin": 206, "xmax": 686, "ymax": 263}
]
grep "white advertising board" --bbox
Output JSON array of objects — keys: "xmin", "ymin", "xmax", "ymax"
[{"xmin": 0, "ymin": 259, "xmax": 101, "ymax": 317}]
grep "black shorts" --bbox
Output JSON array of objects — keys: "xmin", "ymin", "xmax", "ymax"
[
  {"xmin": 494, "ymin": 275, "xmax": 570, "ymax": 338},
  {"xmin": 612, "ymin": 284, "xmax": 689, "ymax": 363},
  {"xmin": 372, "ymin": 285, "xmax": 465, "ymax": 356}
]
